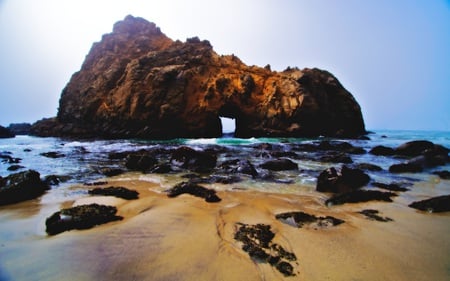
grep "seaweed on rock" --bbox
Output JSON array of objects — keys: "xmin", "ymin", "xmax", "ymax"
[
  {"xmin": 45, "ymin": 204, "xmax": 123, "ymax": 235},
  {"xmin": 234, "ymin": 223, "xmax": 297, "ymax": 277}
]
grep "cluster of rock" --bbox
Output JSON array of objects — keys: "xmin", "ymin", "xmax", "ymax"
[{"xmin": 30, "ymin": 15, "xmax": 365, "ymax": 139}]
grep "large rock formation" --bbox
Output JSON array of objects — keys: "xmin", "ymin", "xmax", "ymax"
[{"xmin": 32, "ymin": 15, "xmax": 366, "ymax": 139}]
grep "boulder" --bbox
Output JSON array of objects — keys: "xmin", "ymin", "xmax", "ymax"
[
  {"xmin": 389, "ymin": 163, "xmax": 423, "ymax": 173},
  {"xmin": 260, "ymin": 158, "xmax": 298, "ymax": 171},
  {"xmin": 125, "ymin": 153, "xmax": 158, "ymax": 171},
  {"xmin": 395, "ymin": 140, "xmax": 435, "ymax": 157},
  {"xmin": 45, "ymin": 204, "xmax": 123, "ymax": 235},
  {"xmin": 369, "ymin": 145, "xmax": 395, "ymax": 156},
  {"xmin": 326, "ymin": 190, "xmax": 397, "ymax": 205},
  {"xmin": 316, "ymin": 165, "xmax": 370, "ymax": 193},
  {"xmin": 31, "ymin": 15, "xmax": 365, "ymax": 139},
  {"xmin": 0, "ymin": 170, "xmax": 48, "ymax": 205},
  {"xmin": 170, "ymin": 146, "xmax": 217, "ymax": 172}
]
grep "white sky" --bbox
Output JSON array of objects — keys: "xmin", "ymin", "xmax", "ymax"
[{"xmin": 0, "ymin": 0, "xmax": 449, "ymax": 131}]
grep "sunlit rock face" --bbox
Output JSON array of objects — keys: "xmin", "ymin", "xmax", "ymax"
[{"xmin": 32, "ymin": 15, "xmax": 365, "ymax": 139}]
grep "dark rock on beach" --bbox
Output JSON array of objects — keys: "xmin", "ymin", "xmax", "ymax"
[
  {"xmin": 358, "ymin": 209, "xmax": 393, "ymax": 222},
  {"xmin": 260, "ymin": 158, "xmax": 298, "ymax": 171},
  {"xmin": 276, "ymin": 211, "xmax": 344, "ymax": 228},
  {"xmin": 234, "ymin": 223, "xmax": 297, "ymax": 277},
  {"xmin": 316, "ymin": 165, "xmax": 370, "ymax": 193},
  {"xmin": 389, "ymin": 163, "xmax": 423, "ymax": 173},
  {"xmin": 372, "ymin": 182, "xmax": 409, "ymax": 192},
  {"xmin": 88, "ymin": 186, "xmax": 139, "ymax": 200},
  {"xmin": 125, "ymin": 153, "xmax": 158, "ymax": 172},
  {"xmin": 45, "ymin": 203, "xmax": 123, "ymax": 235},
  {"xmin": 166, "ymin": 181, "xmax": 221, "ymax": 202},
  {"xmin": 0, "ymin": 170, "xmax": 48, "ymax": 206},
  {"xmin": 170, "ymin": 146, "xmax": 217, "ymax": 172},
  {"xmin": 100, "ymin": 167, "xmax": 125, "ymax": 177},
  {"xmin": 409, "ymin": 195, "xmax": 450, "ymax": 213},
  {"xmin": 326, "ymin": 190, "xmax": 397, "ymax": 206},
  {"xmin": 219, "ymin": 159, "xmax": 258, "ymax": 178},
  {"xmin": 43, "ymin": 175, "xmax": 72, "ymax": 186},
  {"xmin": 40, "ymin": 151, "xmax": 66, "ymax": 158},
  {"xmin": 432, "ymin": 170, "xmax": 450, "ymax": 179},
  {"xmin": 354, "ymin": 163, "xmax": 383, "ymax": 171}
]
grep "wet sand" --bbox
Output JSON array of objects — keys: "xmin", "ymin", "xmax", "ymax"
[{"xmin": 1, "ymin": 178, "xmax": 449, "ymax": 281}]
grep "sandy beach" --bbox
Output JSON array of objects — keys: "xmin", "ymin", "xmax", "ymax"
[{"xmin": 1, "ymin": 175, "xmax": 449, "ymax": 281}]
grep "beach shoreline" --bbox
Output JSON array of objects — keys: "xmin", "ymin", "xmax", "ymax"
[{"xmin": 1, "ymin": 177, "xmax": 449, "ymax": 281}]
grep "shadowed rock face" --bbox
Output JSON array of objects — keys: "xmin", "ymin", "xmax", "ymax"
[{"xmin": 32, "ymin": 15, "xmax": 365, "ymax": 139}]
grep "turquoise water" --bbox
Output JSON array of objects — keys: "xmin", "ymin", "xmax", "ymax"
[{"xmin": 0, "ymin": 130, "xmax": 449, "ymax": 195}]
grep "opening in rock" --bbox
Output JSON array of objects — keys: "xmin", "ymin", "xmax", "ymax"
[{"xmin": 220, "ymin": 117, "xmax": 236, "ymax": 137}]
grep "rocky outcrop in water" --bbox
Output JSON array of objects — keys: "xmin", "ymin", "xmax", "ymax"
[
  {"xmin": 31, "ymin": 15, "xmax": 365, "ymax": 139},
  {"xmin": 0, "ymin": 170, "xmax": 48, "ymax": 205}
]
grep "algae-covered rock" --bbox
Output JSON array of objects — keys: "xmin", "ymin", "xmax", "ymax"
[
  {"xmin": 45, "ymin": 203, "xmax": 122, "ymax": 235},
  {"xmin": 166, "ymin": 181, "xmax": 221, "ymax": 202},
  {"xmin": 234, "ymin": 223, "xmax": 297, "ymax": 277},
  {"xmin": 88, "ymin": 186, "xmax": 139, "ymax": 200}
]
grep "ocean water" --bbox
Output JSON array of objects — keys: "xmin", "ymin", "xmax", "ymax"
[{"xmin": 0, "ymin": 130, "xmax": 449, "ymax": 201}]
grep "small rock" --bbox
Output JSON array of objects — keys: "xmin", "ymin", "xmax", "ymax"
[
  {"xmin": 43, "ymin": 175, "xmax": 72, "ymax": 186},
  {"xmin": 7, "ymin": 165, "xmax": 25, "ymax": 171},
  {"xmin": 354, "ymin": 163, "xmax": 383, "ymax": 171},
  {"xmin": 100, "ymin": 168, "xmax": 125, "ymax": 177},
  {"xmin": 40, "ymin": 151, "xmax": 66, "ymax": 158},
  {"xmin": 84, "ymin": 181, "xmax": 108, "ymax": 186},
  {"xmin": 358, "ymin": 209, "xmax": 393, "ymax": 222}
]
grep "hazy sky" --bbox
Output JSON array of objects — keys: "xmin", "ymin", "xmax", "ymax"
[{"xmin": 0, "ymin": 0, "xmax": 449, "ymax": 131}]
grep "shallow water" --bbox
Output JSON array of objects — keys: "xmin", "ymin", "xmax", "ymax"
[
  {"xmin": 0, "ymin": 130, "xmax": 449, "ymax": 198},
  {"xmin": 0, "ymin": 130, "xmax": 449, "ymax": 280}
]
